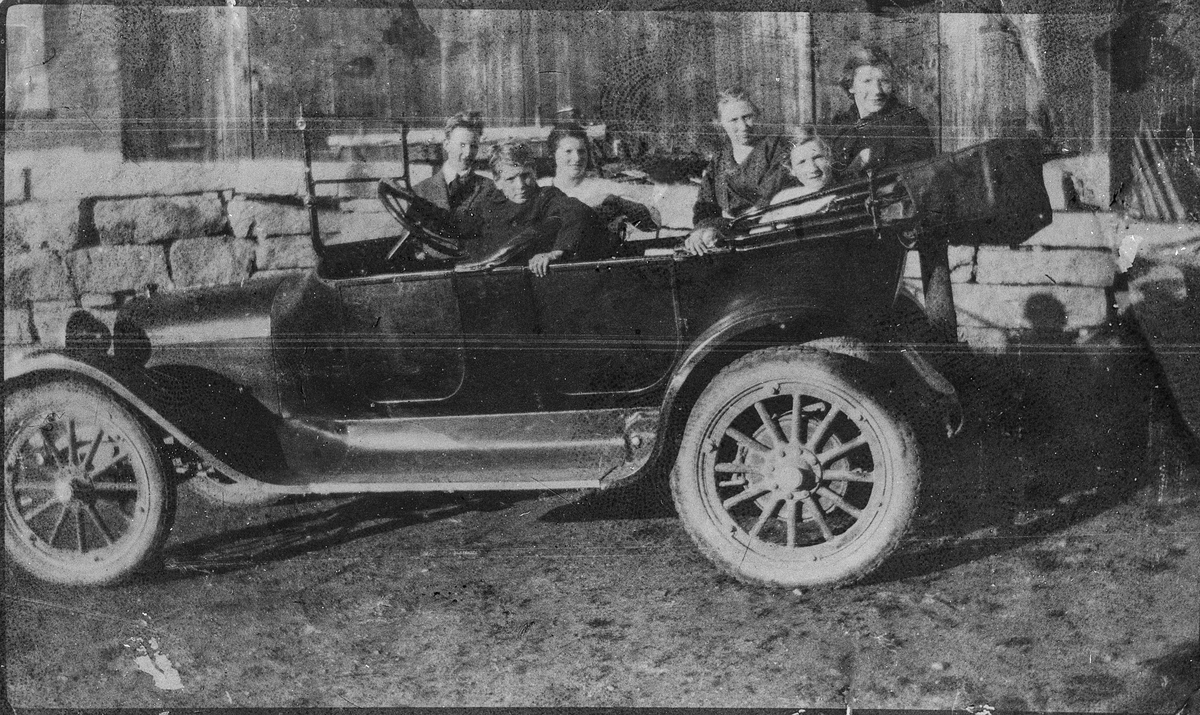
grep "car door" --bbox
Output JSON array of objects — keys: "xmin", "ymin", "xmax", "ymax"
[
  {"xmin": 449, "ymin": 264, "xmax": 546, "ymax": 413},
  {"xmin": 336, "ymin": 268, "xmax": 466, "ymax": 407},
  {"xmin": 528, "ymin": 255, "xmax": 681, "ymax": 402}
]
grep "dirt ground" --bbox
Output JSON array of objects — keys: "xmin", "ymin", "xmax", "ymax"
[{"xmin": 5, "ymin": 342, "xmax": 1200, "ymax": 710}]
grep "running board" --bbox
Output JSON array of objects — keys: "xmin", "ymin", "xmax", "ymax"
[
  {"xmin": 268, "ymin": 407, "xmax": 660, "ymax": 489},
  {"xmin": 248, "ymin": 474, "xmax": 607, "ymax": 495}
]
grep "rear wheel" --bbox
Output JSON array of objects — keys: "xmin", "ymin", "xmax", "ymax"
[
  {"xmin": 672, "ymin": 348, "xmax": 920, "ymax": 588},
  {"xmin": 4, "ymin": 380, "xmax": 173, "ymax": 585}
]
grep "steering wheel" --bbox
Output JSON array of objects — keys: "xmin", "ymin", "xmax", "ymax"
[{"xmin": 376, "ymin": 179, "xmax": 463, "ymax": 262}]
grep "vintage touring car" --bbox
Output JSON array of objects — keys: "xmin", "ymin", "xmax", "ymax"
[{"xmin": 3, "ymin": 131, "xmax": 1052, "ymax": 588}]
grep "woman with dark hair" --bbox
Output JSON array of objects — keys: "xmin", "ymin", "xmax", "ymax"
[
  {"xmin": 685, "ymin": 87, "xmax": 790, "ymax": 255},
  {"xmin": 829, "ymin": 46, "xmax": 936, "ymax": 178},
  {"xmin": 540, "ymin": 123, "xmax": 659, "ymax": 233},
  {"xmin": 830, "ymin": 47, "xmax": 957, "ymax": 344}
]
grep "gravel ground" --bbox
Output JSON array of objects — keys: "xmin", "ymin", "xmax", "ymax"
[{"xmin": 5, "ymin": 348, "xmax": 1200, "ymax": 710}]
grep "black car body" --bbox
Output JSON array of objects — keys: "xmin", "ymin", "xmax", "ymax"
[{"xmin": 4, "ymin": 137, "xmax": 1052, "ymax": 588}]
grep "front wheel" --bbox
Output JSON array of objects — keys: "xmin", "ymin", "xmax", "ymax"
[
  {"xmin": 4, "ymin": 380, "xmax": 173, "ymax": 585},
  {"xmin": 672, "ymin": 348, "xmax": 920, "ymax": 588}
]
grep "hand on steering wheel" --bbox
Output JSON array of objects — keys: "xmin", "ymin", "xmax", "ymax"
[{"xmin": 377, "ymin": 179, "xmax": 463, "ymax": 262}]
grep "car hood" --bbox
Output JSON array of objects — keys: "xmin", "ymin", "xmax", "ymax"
[{"xmin": 116, "ymin": 272, "xmax": 304, "ymax": 350}]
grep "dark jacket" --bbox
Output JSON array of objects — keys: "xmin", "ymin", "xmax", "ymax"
[
  {"xmin": 457, "ymin": 185, "xmax": 609, "ymax": 264},
  {"xmin": 414, "ymin": 168, "xmax": 492, "ymax": 220},
  {"xmin": 693, "ymin": 134, "xmax": 791, "ymax": 228},
  {"xmin": 829, "ymin": 99, "xmax": 937, "ymax": 179}
]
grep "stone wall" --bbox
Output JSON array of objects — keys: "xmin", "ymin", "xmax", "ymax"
[
  {"xmin": 4, "ymin": 153, "xmax": 1194, "ymax": 356},
  {"xmin": 2, "ymin": 168, "xmax": 409, "ymax": 349}
]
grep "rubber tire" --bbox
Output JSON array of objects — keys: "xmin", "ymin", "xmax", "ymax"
[
  {"xmin": 671, "ymin": 348, "xmax": 920, "ymax": 588},
  {"xmin": 4, "ymin": 380, "xmax": 174, "ymax": 586}
]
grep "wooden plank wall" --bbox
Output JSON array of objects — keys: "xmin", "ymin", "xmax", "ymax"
[
  {"xmin": 119, "ymin": 7, "xmax": 245, "ymax": 161},
  {"xmin": 114, "ymin": 8, "xmax": 1114, "ymax": 168},
  {"xmin": 244, "ymin": 9, "xmax": 814, "ymax": 159}
]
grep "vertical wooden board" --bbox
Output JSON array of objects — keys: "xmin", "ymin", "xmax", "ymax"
[
  {"xmin": 677, "ymin": 14, "xmax": 716, "ymax": 147},
  {"xmin": 740, "ymin": 13, "xmax": 812, "ymax": 133},
  {"xmin": 437, "ymin": 10, "xmax": 468, "ymax": 123},
  {"xmin": 116, "ymin": 7, "xmax": 163, "ymax": 160},
  {"xmin": 476, "ymin": 8, "xmax": 502, "ymax": 123},
  {"xmin": 514, "ymin": 11, "xmax": 537, "ymax": 127},
  {"xmin": 810, "ymin": 13, "xmax": 864, "ymax": 128},
  {"xmin": 742, "ymin": 14, "xmax": 778, "ymax": 130},
  {"xmin": 778, "ymin": 12, "xmax": 813, "ymax": 129},
  {"xmin": 938, "ymin": 14, "xmax": 977, "ymax": 151},
  {"xmin": 1040, "ymin": 13, "xmax": 1107, "ymax": 155},
  {"xmin": 569, "ymin": 11, "xmax": 611, "ymax": 120},
  {"xmin": 940, "ymin": 13, "xmax": 1028, "ymax": 151},
  {"xmin": 601, "ymin": 13, "xmax": 651, "ymax": 145},
  {"xmin": 565, "ymin": 11, "xmax": 607, "ymax": 120},
  {"xmin": 711, "ymin": 13, "xmax": 745, "ymax": 98},
  {"xmin": 657, "ymin": 12, "xmax": 710, "ymax": 147},
  {"xmin": 212, "ymin": 6, "xmax": 252, "ymax": 161},
  {"xmin": 381, "ymin": 7, "xmax": 435, "ymax": 127}
]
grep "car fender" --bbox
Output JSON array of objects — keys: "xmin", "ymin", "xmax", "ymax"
[
  {"xmin": 4, "ymin": 350, "xmax": 288, "ymax": 485},
  {"xmin": 650, "ymin": 296, "xmax": 961, "ymax": 469},
  {"xmin": 649, "ymin": 298, "xmax": 843, "ymax": 461}
]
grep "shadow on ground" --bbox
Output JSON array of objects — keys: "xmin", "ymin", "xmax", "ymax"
[
  {"xmin": 867, "ymin": 318, "xmax": 1184, "ymax": 584},
  {"xmin": 539, "ymin": 468, "xmax": 677, "ymax": 523},
  {"xmin": 157, "ymin": 491, "xmax": 533, "ymax": 580}
]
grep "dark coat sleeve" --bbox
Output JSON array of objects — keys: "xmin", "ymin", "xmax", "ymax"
[
  {"xmin": 888, "ymin": 106, "xmax": 937, "ymax": 167},
  {"xmin": 830, "ymin": 102, "xmax": 937, "ymax": 179},
  {"xmin": 693, "ymin": 154, "xmax": 725, "ymax": 229},
  {"xmin": 543, "ymin": 189, "xmax": 607, "ymax": 260},
  {"xmin": 692, "ymin": 137, "xmax": 791, "ymax": 228}
]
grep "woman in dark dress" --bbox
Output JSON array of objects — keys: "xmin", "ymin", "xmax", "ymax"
[
  {"xmin": 685, "ymin": 88, "xmax": 790, "ymax": 255},
  {"xmin": 830, "ymin": 46, "xmax": 959, "ymax": 343},
  {"xmin": 829, "ymin": 46, "xmax": 937, "ymax": 178}
]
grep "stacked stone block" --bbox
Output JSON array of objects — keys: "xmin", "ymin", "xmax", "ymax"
[
  {"xmin": 0, "ymin": 184, "xmax": 1151, "ymax": 359},
  {"xmin": 3, "ymin": 188, "xmax": 409, "ymax": 351},
  {"xmin": 902, "ymin": 211, "xmax": 1121, "ymax": 351}
]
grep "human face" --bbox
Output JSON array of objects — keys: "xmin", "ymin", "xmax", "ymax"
[
  {"xmin": 789, "ymin": 141, "xmax": 832, "ymax": 190},
  {"xmin": 849, "ymin": 65, "xmax": 893, "ymax": 119},
  {"xmin": 554, "ymin": 136, "xmax": 588, "ymax": 181},
  {"xmin": 442, "ymin": 127, "xmax": 480, "ymax": 176},
  {"xmin": 718, "ymin": 99, "xmax": 758, "ymax": 148},
  {"xmin": 495, "ymin": 163, "xmax": 537, "ymax": 204}
]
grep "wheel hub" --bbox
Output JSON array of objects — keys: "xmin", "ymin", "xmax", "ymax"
[
  {"xmin": 764, "ymin": 445, "xmax": 822, "ymax": 495},
  {"xmin": 51, "ymin": 468, "xmax": 92, "ymax": 505}
]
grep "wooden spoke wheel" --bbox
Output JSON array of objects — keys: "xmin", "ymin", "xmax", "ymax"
[
  {"xmin": 672, "ymin": 348, "xmax": 920, "ymax": 588},
  {"xmin": 4, "ymin": 380, "xmax": 173, "ymax": 585}
]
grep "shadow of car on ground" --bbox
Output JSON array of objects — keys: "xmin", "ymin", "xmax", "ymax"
[{"xmin": 157, "ymin": 491, "xmax": 534, "ymax": 580}]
